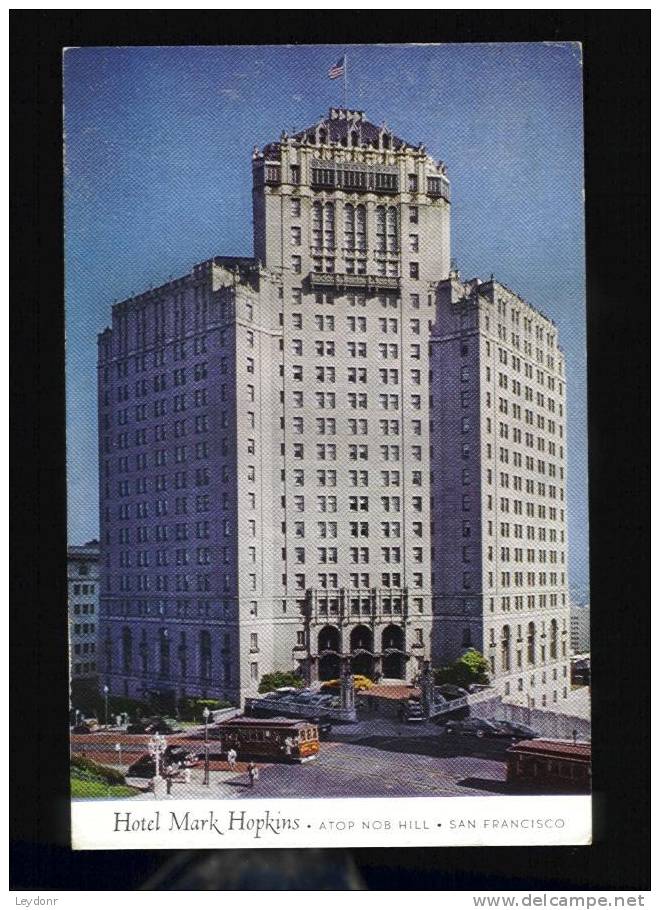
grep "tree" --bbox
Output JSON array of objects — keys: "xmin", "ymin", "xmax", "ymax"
[
  {"xmin": 433, "ymin": 648, "xmax": 490, "ymax": 688},
  {"xmin": 258, "ymin": 670, "xmax": 304, "ymax": 694},
  {"xmin": 457, "ymin": 648, "xmax": 490, "ymax": 683}
]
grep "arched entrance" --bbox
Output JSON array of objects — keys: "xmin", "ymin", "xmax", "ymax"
[
  {"xmin": 318, "ymin": 625, "xmax": 341, "ymax": 681},
  {"xmin": 381, "ymin": 624, "xmax": 405, "ymax": 679},
  {"xmin": 350, "ymin": 625, "xmax": 374, "ymax": 678}
]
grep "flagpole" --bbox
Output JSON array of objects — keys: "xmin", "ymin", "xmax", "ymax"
[{"xmin": 343, "ymin": 54, "xmax": 348, "ymax": 109}]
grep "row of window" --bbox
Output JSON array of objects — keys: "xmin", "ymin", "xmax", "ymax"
[
  {"xmin": 109, "ymin": 290, "xmax": 209, "ymax": 357},
  {"xmin": 107, "ymin": 628, "xmax": 229, "ymax": 683},
  {"xmin": 494, "ymin": 298, "xmax": 557, "ymax": 346},
  {"xmin": 70, "ymin": 583, "xmax": 95, "ymax": 595},
  {"xmin": 110, "ymin": 574, "xmax": 212, "ymax": 593},
  {"xmin": 285, "ymin": 545, "xmax": 424, "ymax": 564},
  {"xmin": 289, "ymin": 341, "xmax": 423, "ymax": 361},
  {"xmin": 289, "ymin": 365, "xmax": 424, "ymax": 386},
  {"xmin": 484, "ymin": 547, "xmax": 564, "ymax": 565},
  {"xmin": 489, "ymin": 592, "xmax": 567, "ymax": 612},
  {"xmin": 471, "ymin": 414, "xmax": 564, "ymax": 441},
  {"xmin": 106, "ymin": 599, "xmax": 217, "ymax": 619},
  {"xmin": 104, "ymin": 495, "xmax": 211, "ymax": 527},
  {"xmin": 461, "ymin": 570, "xmax": 565, "ymax": 591},
  {"xmin": 286, "ymin": 417, "xmax": 426, "ymax": 435},
  {"xmin": 101, "ymin": 335, "xmax": 209, "ymax": 377},
  {"xmin": 285, "ymin": 494, "xmax": 426, "ymax": 513},
  {"xmin": 107, "ymin": 570, "xmax": 426, "ymax": 595},
  {"xmin": 463, "ymin": 495, "xmax": 565, "ymax": 522},
  {"xmin": 72, "ymin": 641, "xmax": 95, "ymax": 653},
  {"xmin": 291, "ymin": 443, "xmax": 422, "ymax": 461},
  {"xmin": 288, "ymin": 288, "xmax": 430, "ymax": 309},
  {"xmin": 292, "ymin": 255, "xmax": 422, "ymax": 279},
  {"xmin": 490, "ymin": 324, "xmax": 560, "ymax": 370},
  {"xmin": 71, "ymin": 603, "xmax": 96, "ymax": 615},
  {"xmin": 282, "ymin": 572, "xmax": 424, "ymax": 590},
  {"xmin": 484, "ymin": 469, "xmax": 565, "ymax": 490},
  {"xmin": 117, "ymin": 547, "xmax": 213, "ymax": 568},
  {"xmin": 478, "ymin": 439, "xmax": 564, "ymax": 464},
  {"xmin": 484, "ymin": 392, "xmax": 564, "ymax": 421},
  {"xmin": 287, "ymin": 468, "xmax": 425, "ymax": 487},
  {"xmin": 287, "ymin": 391, "xmax": 424, "ymax": 410}
]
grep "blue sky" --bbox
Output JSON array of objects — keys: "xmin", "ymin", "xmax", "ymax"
[{"xmin": 64, "ymin": 42, "xmax": 588, "ymax": 600}]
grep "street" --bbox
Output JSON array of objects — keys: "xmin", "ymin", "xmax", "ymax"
[{"xmin": 71, "ymin": 718, "xmax": 512, "ymax": 800}]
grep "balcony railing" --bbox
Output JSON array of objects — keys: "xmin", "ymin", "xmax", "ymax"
[
  {"xmin": 304, "ymin": 587, "xmax": 410, "ymax": 624},
  {"xmin": 309, "ymin": 272, "xmax": 400, "ymax": 292}
]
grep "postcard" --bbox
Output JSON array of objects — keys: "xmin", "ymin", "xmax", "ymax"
[{"xmin": 65, "ymin": 42, "xmax": 590, "ymax": 849}]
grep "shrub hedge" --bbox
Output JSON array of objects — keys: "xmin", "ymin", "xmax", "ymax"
[{"xmin": 71, "ymin": 754, "xmax": 126, "ymax": 786}]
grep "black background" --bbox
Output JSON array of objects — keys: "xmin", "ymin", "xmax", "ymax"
[{"xmin": 10, "ymin": 10, "xmax": 650, "ymax": 891}]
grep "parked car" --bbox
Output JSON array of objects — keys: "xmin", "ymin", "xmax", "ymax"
[
  {"xmin": 444, "ymin": 718, "xmax": 509, "ymax": 738},
  {"xmin": 263, "ymin": 687, "xmax": 300, "ymax": 699},
  {"xmin": 493, "ymin": 720, "xmax": 540, "ymax": 740},
  {"xmin": 436, "ymin": 685, "xmax": 468, "ymax": 701},
  {"xmin": 127, "ymin": 745, "xmax": 199, "ymax": 778},
  {"xmin": 126, "ymin": 717, "xmax": 179, "ymax": 735},
  {"xmin": 72, "ymin": 721, "xmax": 97, "ymax": 734},
  {"xmin": 320, "ymin": 675, "xmax": 374, "ymax": 692},
  {"xmin": 289, "ymin": 693, "xmax": 320, "ymax": 704},
  {"xmin": 308, "ymin": 694, "xmax": 337, "ymax": 707}
]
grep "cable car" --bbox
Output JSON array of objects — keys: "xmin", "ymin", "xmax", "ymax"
[{"xmin": 211, "ymin": 716, "xmax": 320, "ymax": 763}]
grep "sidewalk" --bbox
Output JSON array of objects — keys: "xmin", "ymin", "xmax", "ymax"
[{"xmin": 127, "ymin": 768, "xmax": 255, "ymax": 800}]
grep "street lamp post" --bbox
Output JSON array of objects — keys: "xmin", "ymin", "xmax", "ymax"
[
  {"xmin": 148, "ymin": 732, "xmax": 167, "ymax": 797},
  {"xmin": 202, "ymin": 707, "xmax": 210, "ymax": 786},
  {"xmin": 103, "ymin": 684, "xmax": 109, "ymax": 729}
]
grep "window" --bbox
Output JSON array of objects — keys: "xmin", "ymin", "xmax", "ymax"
[
  {"xmin": 409, "ymin": 234, "xmax": 419, "ymax": 253},
  {"xmin": 409, "ymin": 262, "xmax": 419, "ymax": 279},
  {"xmin": 409, "ymin": 205, "xmax": 418, "ymax": 224}
]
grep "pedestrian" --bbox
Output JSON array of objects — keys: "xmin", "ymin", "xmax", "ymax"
[
  {"xmin": 247, "ymin": 761, "xmax": 259, "ymax": 788},
  {"xmin": 166, "ymin": 775, "xmax": 173, "ymax": 796},
  {"xmin": 227, "ymin": 747, "xmax": 237, "ymax": 771}
]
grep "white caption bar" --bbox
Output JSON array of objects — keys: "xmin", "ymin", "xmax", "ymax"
[{"xmin": 71, "ymin": 794, "xmax": 591, "ymax": 850}]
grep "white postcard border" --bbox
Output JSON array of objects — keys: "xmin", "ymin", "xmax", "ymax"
[{"xmin": 71, "ymin": 794, "xmax": 591, "ymax": 850}]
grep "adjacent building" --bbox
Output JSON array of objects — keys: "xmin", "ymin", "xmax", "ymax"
[
  {"xmin": 430, "ymin": 274, "xmax": 572, "ymax": 707},
  {"xmin": 96, "ymin": 106, "xmax": 571, "ymax": 710},
  {"xmin": 68, "ymin": 541, "xmax": 100, "ymax": 695}
]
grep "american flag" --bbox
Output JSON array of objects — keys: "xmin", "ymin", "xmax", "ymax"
[{"xmin": 328, "ymin": 55, "xmax": 345, "ymax": 80}]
